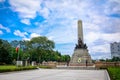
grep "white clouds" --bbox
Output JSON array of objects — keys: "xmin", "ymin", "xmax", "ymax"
[
  {"xmin": 46, "ymin": 23, "xmax": 77, "ymax": 44},
  {"xmin": 89, "ymin": 43, "xmax": 111, "ymax": 59},
  {"xmin": 13, "ymin": 30, "xmax": 41, "ymax": 41},
  {"xmin": 90, "ymin": 44, "xmax": 110, "ymax": 54},
  {"xmin": 9, "ymin": 0, "xmax": 120, "ymax": 59},
  {"xmin": 0, "ymin": 30, "xmax": 3, "ymax": 34},
  {"xmin": 30, "ymin": 33, "xmax": 40, "ymax": 38},
  {"xmin": 40, "ymin": 0, "xmax": 120, "ymax": 58},
  {"xmin": 0, "ymin": 24, "xmax": 10, "ymax": 33},
  {"xmin": 21, "ymin": 19, "xmax": 30, "ymax": 25},
  {"xmin": 0, "ymin": 0, "xmax": 5, "ymax": 2},
  {"xmin": 85, "ymin": 32, "xmax": 120, "ymax": 45},
  {"xmin": 9, "ymin": 0, "xmax": 42, "ymax": 25},
  {"xmin": 85, "ymin": 31, "xmax": 120, "ymax": 59},
  {"xmin": 85, "ymin": 32, "xmax": 100, "ymax": 44},
  {"xmin": 105, "ymin": 0, "xmax": 120, "ymax": 15},
  {"xmin": 14, "ymin": 30, "xmax": 28, "ymax": 37},
  {"xmin": 9, "ymin": 0, "xmax": 41, "ymax": 19},
  {"xmin": 84, "ymin": 23, "xmax": 100, "ymax": 32},
  {"xmin": 23, "ymin": 33, "xmax": 40, "ymax": 41},
  {"xmin": 39, "ymin": 7, "xmax": 50, "ymax": 18},
  {"xmin": 102, "ymin": 32, "xmax": 120, "ymax": 42}
]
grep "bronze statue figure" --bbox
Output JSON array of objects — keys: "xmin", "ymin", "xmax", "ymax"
[{"xmin": 74, "ymin": 38, "xmax": 87, "ymax": 50}]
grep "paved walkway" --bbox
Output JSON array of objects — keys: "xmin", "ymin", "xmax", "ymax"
[{"xmin": 0, "ymin": 69, "xmax": 109, "ymax": 80}]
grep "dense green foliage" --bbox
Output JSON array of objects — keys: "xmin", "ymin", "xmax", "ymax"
[
  {"xmin": 0, "ymin": 65, "xmax": 37, "ymax": 73},
  {"xmin": 107, "ymin": 67, "xmax": 120, "ymax": 80},
  {"xmin": 0, "ymin": 39, "xmax": 12, "ymax": 64},
  {"xmin": 111, "ymin": 57, "xmax": 120, "ymax": 62},
  {"xmin": 0, "ymin": 36, "xmax": 70, "ymax": 65},
  {"xmin": 99, "ymin": 57, "xmax": 120, "ymax": 62}
]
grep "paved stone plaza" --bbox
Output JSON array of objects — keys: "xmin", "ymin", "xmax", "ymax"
[{"xmin": 0, "ymin": 69, "xmax": 110, "ymax": 80}]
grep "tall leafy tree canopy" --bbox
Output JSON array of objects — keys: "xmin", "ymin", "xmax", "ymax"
[{"xmin": 0, "ymin": 36, "xmax": 70, "ymax": 64}]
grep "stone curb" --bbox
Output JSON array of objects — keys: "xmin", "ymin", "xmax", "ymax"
[{"xmin": 105, "ymin": 70, "xmax": 111, "ymax": 80}]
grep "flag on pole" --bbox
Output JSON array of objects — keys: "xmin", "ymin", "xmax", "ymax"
[{"xmin": 16, "ymin": 44, "xmax": 20, "ymax": 53}]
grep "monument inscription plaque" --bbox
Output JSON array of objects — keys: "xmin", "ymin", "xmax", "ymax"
[{"xmin": 69, "ymin": 20, "xmax": 93, "ymax": 66}]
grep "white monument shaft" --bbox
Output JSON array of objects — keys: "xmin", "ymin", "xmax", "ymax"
[{"xmin": 78, "ymin": 20, "xmax": 83, "ymax": 42}]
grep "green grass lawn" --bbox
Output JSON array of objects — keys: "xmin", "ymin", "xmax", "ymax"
[
  {"xmin": 107, "ymin": 67, "xmax": 120, "ymax": 80},
  {"xmin": 0, "ymin": 65, "xmax": 37, "ymax": 73},
  {"xmin": 0, "ymin": 65, "xmax": 16, "ymax": 69}
]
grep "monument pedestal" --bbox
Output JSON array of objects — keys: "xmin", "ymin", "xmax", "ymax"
[
  {"xmin": 70, "ymin": 49, "xmax": 92, "ymax": 66},
  {"xmin": 70, "ymin": 49, "xmax": 93, "ymax": 66}
]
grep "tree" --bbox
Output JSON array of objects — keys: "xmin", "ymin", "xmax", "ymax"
[
  {"xmin": 30, "ymin": 36, "xmax": 55, "ymax": 63},
  {"xmin": 112, "ymin": 57, "xmax": 120, "ymax": 62},
  {"xmin": 0, "ymin": 39, "xmax": 12, "ymax": 64},
  {"xmin": 10, "ymin": 40, "xmax": 19, "ymax": 48},
  {"xmin": 64, "ymin": 55, "xmax": 70, "ymax": 62},
  {"xmin": 60, "ymin": 55, "xmax": 70, "ymax": 62},
  {"xmin": 0, "ymin": 37, "xmax": 71, "ymax": 65}
]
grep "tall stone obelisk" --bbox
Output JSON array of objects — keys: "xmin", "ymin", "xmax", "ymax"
[
  {"xmin": 78, "ymin": 20, "xmax": 83, "ymax": 42},
  {"xmin": 69, "ymin": 20, "xmax": 92, "ymax": 66}
]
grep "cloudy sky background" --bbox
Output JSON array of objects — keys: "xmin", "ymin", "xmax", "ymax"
[{"xmin": 0, "ymin": 0, "xmax": 120, "ymax": 59}]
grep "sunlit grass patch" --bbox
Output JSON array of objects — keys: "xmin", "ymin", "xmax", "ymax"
[{"xmin": 0, "ymin": 65, "xmax": 37, "ymax": 73}]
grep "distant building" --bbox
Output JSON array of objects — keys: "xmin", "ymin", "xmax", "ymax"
[{"xmin": 110, "ymin": 42, "xmax": 120, "ymax": 58}]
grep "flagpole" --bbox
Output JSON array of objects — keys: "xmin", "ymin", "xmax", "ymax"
[
  {"xmin": 16, "ymin": 51, "xmax": 19, "ymax": 67},
  {"xmin": 16, "ymin": 44, "xmax": 20, "ymax": 67},
  {"xmin": 17, "ymin": 49, "xmax": 19, "ymax": 61}
]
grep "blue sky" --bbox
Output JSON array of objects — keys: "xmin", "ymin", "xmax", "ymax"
[{"xmin": 0, "ymin": 0, "xmax": 120, "ymax": 59}]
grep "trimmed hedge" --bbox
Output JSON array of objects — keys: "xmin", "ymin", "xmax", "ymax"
[
  {"xmin": 107, "ymin": 67, "xmax": 120, "ymax": 80},
  {"xmin": 0, "ymin": 65, "xmax": 37, "ymax": 73}
]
